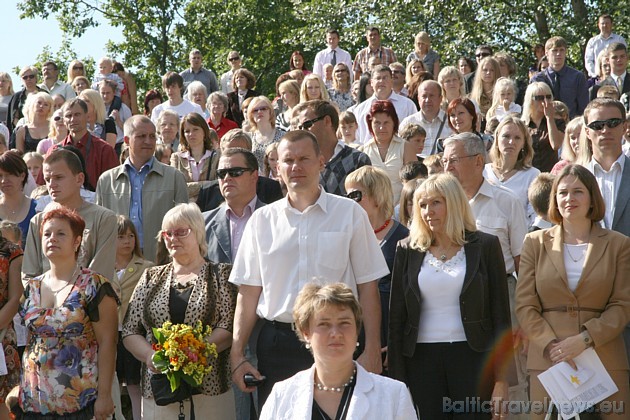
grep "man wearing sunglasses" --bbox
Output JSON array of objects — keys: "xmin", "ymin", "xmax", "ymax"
[
  {"xmin": 530, "ymin": 36, "xmax": 588, "ymax": 118},
  {"xmin": 96, "ymin": 115, "xmax": 188, "ymax": 262},
  {"xmin": 38, "ymin": 60, "xmax": 76, "ymax": 101},
  {"xmin": 229, "ymin": 130, "xmax": 388, "ymax": 409},
  {"xmin": 293, "ymin": 100, "xmax": 371, "ymax": 195}
]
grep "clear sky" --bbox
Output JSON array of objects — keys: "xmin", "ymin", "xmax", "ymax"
[{"xmin": 3, "ymin": 1, "xmax": 122, "ymax": 90}]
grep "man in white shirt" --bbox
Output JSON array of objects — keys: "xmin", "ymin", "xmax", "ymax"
[
  {"xmin": 400, "ymin": 80, "xmax": 452, "ymax": 156},
  {"xmin": 150, "ymin": 72, "xmax": 204, "ymax": 123},
  {"xmin": 352, "ymin": 65, "xmax": 417, "ymax": 143},
  {"xmin": 220, "ymin": 51, "xmax": 242, "ymax": 94},
  {"xmin": 442, "ymin": 133, "xmax": 529, "ymax": 412},
  {"xmin": 584, "ymin": 14, "xmax": 626, "ymax": 79},
  {"xmin": 229, "ymin": 130, "xmax": 388, "ymax": 408},
  {"xmin": 38, "ymin": 60, "xmax": 76, "ymax": 100},
  {"xmin": 313, "ymin": 29, "xmax": 353, "ymax": 81}
]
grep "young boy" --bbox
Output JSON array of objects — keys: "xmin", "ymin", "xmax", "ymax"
[
  {"xmin": 150, "ymin": 71, "xmax": 204, "ymax": 123},
  {"xmin": 527, "ymin": 173, "xmax": 555, "ymax": 232},
  {"xmin": 399, "ymin": 123, "xmax": 426, "ymax": 157}
]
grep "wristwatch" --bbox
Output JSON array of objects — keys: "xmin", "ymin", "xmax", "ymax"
[{"xmin": 581, "ymin": 331, "xmax": 593, "ymax": 348}]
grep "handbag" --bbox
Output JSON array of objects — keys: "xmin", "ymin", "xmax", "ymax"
[{"xmin": 150, "ymin": 373, "xmax": 199, "ymax": 419}]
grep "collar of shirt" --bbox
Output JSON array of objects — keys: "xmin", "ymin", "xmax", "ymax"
[
  {"xmin": 546, "ymin": 65, "xmax": 568, "ymax": 78},
  {"xmin": 471, "ymin": 178, "xmax": 495, "ymax": 201},
  {"xmin": 611, "ymin": 71, "xmax": 627, "ymax": 82},
  {"xmin": 420, "ymin": 109, "xmax": 446, "ymax": 125},
  {"xmin": 190, "ymin": 67, "xmax": 206, "ymax": 74},
  {"xmin": 590, "ymin": 152, "xmax": 625, "ymax": 174},
  {"xmin": 329, "ymin": 141, "xmax": 345, "ymax": 161},
  {"xmin": 227, "ymin": 195, "xmax": 258, "ymax": 221},
  {"xmin": 123, "ymin": 156, "xmax": 154, "ymax": 175},
  {"xmin": 180, "ymin": 149, "xmax": 214, "ymax": 163},
  {"xmin": 283, "ymin": 186, "xmax": 327, "ymax": 215},
  {"xmin": 65, "ymin": 132, "xmax": 91, "ymax": 147}
]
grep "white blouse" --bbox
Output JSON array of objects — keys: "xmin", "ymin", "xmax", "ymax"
[
  {"xmin": 563, "ymin": 243, "xmax": 587, "ymax": 292},
  {"xmin": 417, "ymin": 248, "xmax": 467, "ymax": 343}
]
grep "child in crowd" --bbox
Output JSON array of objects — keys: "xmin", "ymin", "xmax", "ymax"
[
  {"xmin": 23, "ymin": 152, "xmax": 44, "ymax": 181},
  {"xmin": 527, "ymin": 173, "xmax": 555, "ymax": 232},
  {"xmin": 0, "ymin": 133, "xmax": 7, "ymax": 154},
  {"xmin": 551, "ymin": 116, "xmax": 583, "ymax": 174},
  {"xmin": 323, "ymin": 64, "xmax": 334, "ymax": 89},
  {"xmin": 399, "ymin": 161, "xmax": 427, "ymax": 184},
  {"xmin": 154, "ymin": 143, "xmax": 172, "ymax": 164},
  {"xmin": 422, "ymin": 153, "xmax": 443, "ymax": 175},
  {"xmin": 486, "ymin": 77, "xmax": 521, "ymax": 122},
  {"xmin": 596, "ymin": 85, "xmax": 620, "ymax": 100},
  {"xmin": 337, "ymin": 111, "xmax": 361, "ymax": 148},
  {"xmin": 398, "ymin": 123, "xmax": 426, "ymax": 157},
  {"xmin": 91, "ymin": 57, "xmax": 125, "ymax": 96},
  {"xmin": 396, "ymin": 178, "xmax": 424, "ymax": 227},
  {"xmin": 263, "ymin": 142, "xmax": 279, "ymax": 179},
  {"xmin": 552, "ymin": 100, "xmax": 569, "ymax": 125}
]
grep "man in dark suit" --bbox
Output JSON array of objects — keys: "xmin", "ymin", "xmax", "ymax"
[{"xmin": 589, "ymin": 42, "xmax": 630, "ymax": 101}]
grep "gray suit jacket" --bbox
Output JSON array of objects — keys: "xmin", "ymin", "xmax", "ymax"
[
  {"xmin": 203, "ymin": 198, "xmax": 265, "ymax": 263},
  {"xmin": 611, "ymin": 156, "xmax": 630, "ymax": 237}
]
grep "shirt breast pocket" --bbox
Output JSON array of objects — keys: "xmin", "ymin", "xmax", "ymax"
[
  {"xmin": 476, "ymin": 216, "xmax": 508, "ymax": 238},
  {"xmin": 318, "ymin": 232, "xmax": 351, "ymax": 271}
]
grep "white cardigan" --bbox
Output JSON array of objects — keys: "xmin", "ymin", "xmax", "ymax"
[{"xmin": 260, "ymin": 363, "xmax": 417, "ymax": 420}]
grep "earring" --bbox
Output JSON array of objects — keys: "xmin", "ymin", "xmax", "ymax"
[
  {"xmin": 356, "ymin": 342, "xmax": 360, "ymax": 348},
  {"xmin": 305, "ymin": 342, "xmax": 311, "ymax": 349}
]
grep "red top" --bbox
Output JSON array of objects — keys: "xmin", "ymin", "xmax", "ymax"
[{"xmin": 207, "ymin": 117, "xmax": 239, "ymax": 139}]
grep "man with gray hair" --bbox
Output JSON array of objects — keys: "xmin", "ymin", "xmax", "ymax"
[
  {"xmin": 442, "ymin": 132, "xmax": 529, "ymax": 412},
  {"xmin": 180, "ymin": 48, "xmax": 219, "ymax": 95},
  {"xmin": 96, "ymin": 115, "xmax": 188, "ymax": 262}
]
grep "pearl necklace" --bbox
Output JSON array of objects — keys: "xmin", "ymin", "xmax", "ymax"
[{"xmin": 314, "ymin": 369, "xmax": 356, "ymax": 393}]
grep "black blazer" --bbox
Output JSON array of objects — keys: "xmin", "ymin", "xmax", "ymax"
[
  {"xmin": 226, "ymin": 89, "xmax": 260, "ymax": 127},
  {"xmin": 589, "ymin": 73, "xmax": 630, "ymax": 101},
  {"xmin": 388, "ymin": 230, "xmax": 516, "ymax": 385}
]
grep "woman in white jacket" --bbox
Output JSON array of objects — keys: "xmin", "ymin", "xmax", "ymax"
[{"xmin": 260, "ymin": 283, "xmax": 416, "ymax": 420}]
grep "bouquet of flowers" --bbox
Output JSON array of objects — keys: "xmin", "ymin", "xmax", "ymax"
[{"xmin": 152, "ymin": 320, "xmax": 217, "ymax": 391}]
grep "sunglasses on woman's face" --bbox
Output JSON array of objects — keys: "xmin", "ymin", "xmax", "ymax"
[
  {"xmin": 345, "ymin": 190, "xmax": 363, "ymax": 202},
  {"xmin": 533, "ymin": 94, "xmax": 552, "ymax": 101}
]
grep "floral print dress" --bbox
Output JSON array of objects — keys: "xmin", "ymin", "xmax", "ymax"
[
  {"xmin": 0, "ymin": 243, "xmax": 22, "ymax": 402},
  {"xmin": 19, "ymin": 268, "xmax": 117, "ymax": 415}
]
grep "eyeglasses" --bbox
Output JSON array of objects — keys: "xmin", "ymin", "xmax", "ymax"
[
  {"xmin": 53, "ymin": 116, "xmax": 62, "ymax": 121},
  {"xmin": 252, "ymin": 106, "xmax": 269, "ymax": 113},
  {"xmin": 161, "ymin": 228, "xmax": 192, "ymax": 239},
  {"xmin": 586, "ymin": 118, "xmax": 624, "ymax": 131},
  {"xmin": 22, "ymin": 74, "xmax": 36, "ymax": 80},
  {"xmin": 475, "ymin": 52, "xmax": 491, "ymax": 58},
  {"xmin": 216, "ymin": 167, "xmax": 255, "ymax": 179},
  {"xmin": 533, "ymin": 94, "xmax": 552, "ymax": 101},
  {"xmin": 298, "ymin": 115, "xmax": 326, "ymax": 130},
  {"xmin": 441, "ymin": 154, "xmax": 479, "ymax": 166},
  {"xmin": 229, "ymin": 57, "xmax": 241, "ymax": 62},
  {"xmin": 345, "ymin": 190, "xmax": 363, "ymax": 202}
]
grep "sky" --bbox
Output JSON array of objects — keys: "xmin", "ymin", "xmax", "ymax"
[{"xmin": 3, "ymin": 1, "xmax": 123, "ymax": 90}]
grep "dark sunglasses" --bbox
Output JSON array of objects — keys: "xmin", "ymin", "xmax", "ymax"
[
  {"xmin": 345, "ymin": 190, "xmax": 363, "ymax": 202},
  {"xmin": 53, "ymin": 116, "xmax": 62, "ymax": 121},
  {"xmin": 475, "ymin": 52, "xmax": 491, "ymax": 58},
  {"xmin": 229, "ymin": 57, "xmax": 241, "ymax": 62},
  {"xmin": 533, "ymin": 94, "xmax": 552, "ymax": 101},
  {"xmin": 298, "ymin": 115, "xmax": 325, "ymax": 130},
  {"xmin": 586, "ymin": 118, "xmax": 624, "ymax": 131},
  {"xmin": 22, "ymin": 74, "xmax": 36, "ymax": 80},
  {"xmin": 216, "ymin": 167, "xmax": 255, "ymax": 179}
]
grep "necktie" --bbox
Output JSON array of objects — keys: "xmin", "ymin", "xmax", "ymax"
[
  {"xmin": 617, "ymin": 76, "xmax": 623, "ymax": 93},
  {"xmin": 331, "ymin": 50, "xmax": 337, "ymax": 66},
  {"xmin": 552, "ymin": 72, "xmax": 561, "ymax": 99}
]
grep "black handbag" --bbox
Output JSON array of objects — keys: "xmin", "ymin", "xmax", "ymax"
[{"xmin": 150, "ymin": 374, "xmax": 200, "ymax": 419}]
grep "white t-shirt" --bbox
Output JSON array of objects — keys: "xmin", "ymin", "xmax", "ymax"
[{"xmin": 150, "ymin": 99, "xmax": 204, "ymax": 123}]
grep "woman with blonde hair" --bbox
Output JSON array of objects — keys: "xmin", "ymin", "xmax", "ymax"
[
  {"xmin": 405, "ymin": 59, "xmax": 425, "ymax": 88},
  {"xmin": 15, "ymin": 92, "xmax": 54, "ymax": 153},
  {"xmin": 551, "ymin": 117, "xmax": 583, "ymax": 174},
  {"xmin": 484, "ymin": 115, "xmax": 540, "ymax": 225},
  {"xmin": 469, "ymin": 56, "xmax": 501, "ymax": 122},
  {"xmin": 327, "ymin": 63, "xmax": 354, "ymax": 112},
  {"xmin": 78, "ymin": 89, "xmax": 117, "ymax": 147},
  {"xmin": 66, "ymin": 60, "xmax": 86, "ymax": 84},
  {"xmin": 389, "ymin": 173, "xmax": 515, "ymax": 417},
  {"xmin": 247, "ymin": 96, "xmax": 285, "ymax": 171},
  {"xmin": 406, "ymin": 31, "xmax": 440, "ymax": 76},
  {"xmin": 300, "ymin": 74, "xmax": 330, "ymax": 103},
  {"xmin": 521, "ymin": 82, "xmax": 565, "ymax": 172},
  {"xmin": 276, "ymin": 80, "xmax": 300, "ymax": 132},
  {"xmin": 37, "ymin": 109, "xmax": 67, "ymax": 155},
  {"xmin": 437, "ymin": 66, "xmax": 467, "ymax": 110},
  {"xmin": 171, "ymin": 112, "xmax": 220, "ymax": 200},
  {"xmin": 0, "ymin": 72, "xmax": 14, "ymax": 124}
]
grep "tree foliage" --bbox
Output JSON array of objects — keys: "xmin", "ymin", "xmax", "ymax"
[{"xmin": 17, "ymin": 0, "xmax": 630, "ymax": 99}]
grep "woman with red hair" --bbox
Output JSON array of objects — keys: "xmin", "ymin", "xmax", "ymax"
[{"xmin": 358, "ymin": 100, "xmax": 416, "ymax": 202}]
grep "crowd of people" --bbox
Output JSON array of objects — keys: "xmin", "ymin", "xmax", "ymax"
[{"xmin": 0, "ymin": 13, "xmax": 628, "ymax": 420}]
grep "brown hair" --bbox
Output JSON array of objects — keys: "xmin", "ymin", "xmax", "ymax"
[{"xmin": 548, "ymin": 164, "xmax": 605, "ymax": 224}]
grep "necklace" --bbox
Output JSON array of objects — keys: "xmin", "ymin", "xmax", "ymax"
[
  {"xmin": 565, "ymin": 243, "xmax": 586, "ymax": 263},
  {"xmin": 374, "ymin": 219, "xmax": 391, "ymax": 234},
  {"xmin": 314, "ymin": 369, "xmax": 356, "ymax": 393},
  {"xmin": 46, "ymin": 266, "xmax": 80, "ymax": 297}
]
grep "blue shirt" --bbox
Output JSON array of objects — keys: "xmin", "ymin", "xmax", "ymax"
[
  {"xmin": 124, "ymin": 157, "xmax": 154, "ymax": 248},
  {"xmin": 530, "ymin": 65, "xmax": 588, "ymax": 118}
]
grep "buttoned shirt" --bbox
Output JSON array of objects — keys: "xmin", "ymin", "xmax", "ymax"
[
  {"xmin": 38, "ymin": 80, "xmax": 76, "ymax": 100},
  {"xmin": 585, "ymin": 33, "xmax": 626, "ymax": 78},
  {"xmin": 227, "ymin": 195, "xmax": 257, "ymax": 259},
  {"xmin": 588, "ymin": 153, "xmax": 625, "ymax": 229},
  {"xmin": 611, "ymin": 71, "xmax": 627, "ymax": 92},
  {"xmin": 180, "ymin": 67, "xmax": 219, "ymax": 95},
  {"xmin": 178, "ymin": 149, "xmax": 215, "ymax": 181},
  {"xmin": 313, "ymin": 47, "xmax": 353, "ymax": 79},
  {"xmin": 353, "ymin": 92, "xmax": 417, "ymax": 143},
  {"xmin": 220, "ymin": 70, "xmax": 235, "ymax": 93},
  {"xmin": 353, "ymin": 46, "xmax": 397, "ymax": 76},
  {"xmin": 124, "ymin": 157, "xmax": 154, "ymax": 248},
  {"xmin": 399, "ymin": 110, "xmax": 452, "ymax": 156},
  {"xmin": 469, "ymin": 179, "xmax": 527, "ymax": 274},
  {"xmin": 229, "ymin": 188, "xmax": 389, "ymax": 322}
]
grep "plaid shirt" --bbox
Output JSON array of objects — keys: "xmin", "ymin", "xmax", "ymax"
[
  {"xmin": 353, "ymin": 46, "xmax": 397, "ymax": 75},
  {"xmin": 320, "ymin": 143, "xmax": 372, "ymax": 195}
]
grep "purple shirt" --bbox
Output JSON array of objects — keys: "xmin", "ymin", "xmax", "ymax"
[{"xmin": 227, "ymin": 195, "xmax": 258, "ymax": 259}]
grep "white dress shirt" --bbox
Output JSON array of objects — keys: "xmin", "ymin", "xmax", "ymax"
[
  {"xmin": 399, "ymin": 110, "xmax": 453, "ymax": 156},
  {"xmin": 229, "ymin": 188, "xmax": 389, "ymax": 322},
  {"xmin": 587, "ymin": 153, "xmax": 625, "ymax": 229},
  {"xmin": 584, "ymin": 33, "xmax": 626, "ymax": 78},
  {"xmin": 313, "ymin": 47, "xmax": 353, "ymax": 79},
  {"xmin": 483, "ymin": 165, "xmax": 541, "ymax": 227},
  {"xmin": 353, "ymin": 92, "xmax": 417, "ymax": 144}
]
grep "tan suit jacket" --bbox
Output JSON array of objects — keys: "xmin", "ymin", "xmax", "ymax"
[
  {"xmin": 112, "ymin": 255, "xmax": 154, "ymax": 325},
  {"xmin": 516, "ymin": 224, "xmax": 630, "ymax": 372}
]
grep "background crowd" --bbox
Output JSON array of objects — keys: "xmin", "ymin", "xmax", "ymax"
[{"xmin": 0, "ymin": 12, "xmax": 628, "ymax": 420}]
